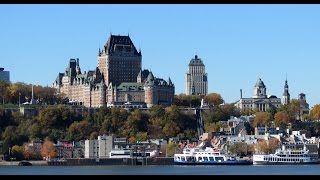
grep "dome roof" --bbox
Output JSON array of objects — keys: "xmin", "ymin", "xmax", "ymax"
[
  {"xmin": 189, "ymin": 55, "xmax": 204, "ymax": 66},
  {"xmin": 255, "ymin": 78, "xmax": 265, "ymax": 87}
]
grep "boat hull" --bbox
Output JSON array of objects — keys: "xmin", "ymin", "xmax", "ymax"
[
  {"xmin": 253, "ymin": 160, "xmax": 319, "ymax": 165},
  {"xmin": 174, "ymin": 160, "xmax": 252, "ymax": 165}
]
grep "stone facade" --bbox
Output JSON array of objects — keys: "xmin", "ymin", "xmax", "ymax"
[
  {"xmin": 53, "ymin": 34, "xmax": 174, "ymax": 108},
  {"xmin": 185, "ymin": 55, "xmax": 208, "ymax": 96},
  {"xmin": 53, "ymin": 58, "xmax": 106, "ymax": 108},
  {"xmin": 235, "ymin": 78, "xmax": 282, "ymax": 112},
  {"xmin": 98, "ymin": 34, "xmax": 142, "ymax": 86}
]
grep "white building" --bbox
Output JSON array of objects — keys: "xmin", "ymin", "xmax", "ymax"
[
  {"xmin": 84, "ymin": 135, "xmax": 113, "ymax": 158},
  {"xmin": 235, "ymin": 78, "xmax": 282, "ymax": 112}
]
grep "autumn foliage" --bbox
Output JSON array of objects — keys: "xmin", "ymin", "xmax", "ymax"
[
  {"xmin": 255, "ymin": 137, "xmax": 280, "ymax": 154},
  {"xmin": 41, "ymin": 140, "xmax": 57, "ymax": 160}
]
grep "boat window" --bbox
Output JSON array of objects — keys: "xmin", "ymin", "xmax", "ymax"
[{"xmin": 215, "ymin": 157, "xmax": 224, "ymax": 161}]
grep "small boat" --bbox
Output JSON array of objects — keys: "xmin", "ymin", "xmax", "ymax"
[
  {"xmin": 18, "ymin": 161, "xmax": 32, "ymax": 166},
  {"xmin": 253, "ymin": 144, "xmax": 319, "ymax": 165},
  {"xmin": 174, "ymin": 147, "xmax": 252, "ymax": 165}
]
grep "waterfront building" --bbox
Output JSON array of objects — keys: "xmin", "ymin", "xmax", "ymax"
[{"xmin": 84, "ymin": 135, "xmax": 114, "ymax": 158}]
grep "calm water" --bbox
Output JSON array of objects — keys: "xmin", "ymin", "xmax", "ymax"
[{"xmin": 0, "ymin": 165, "xmax": 320, "ymax": 175}]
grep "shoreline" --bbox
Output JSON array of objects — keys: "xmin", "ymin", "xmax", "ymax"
[
  {"xmin": 0, "ymin": 160, "xmax": 48, "ymax": 166},
  {"xmin": 0, "ymin": 157, "xmax": 175, "ymax": 166}
]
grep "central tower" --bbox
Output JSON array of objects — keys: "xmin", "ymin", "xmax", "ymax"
[
  {"xmin": 185, "ymin": 55, "xmax": 208, "ymax": 96},
  {"xmin": 98, "ymin": 34, "xmax": 142, "ymax": 86}
]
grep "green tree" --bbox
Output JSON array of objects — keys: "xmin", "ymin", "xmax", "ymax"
[
  {"xmin": 228, "ymin": 142, "xmax": 248, "ymax": 156},
  {"xmin": 204, "ymin": 122, "xmax": 226, "ymax": 133},
  {"xmin": 166, "ymin": 142, "xmax": 179, "ymax": 157},
  {"xmin": 11, "ymin": 145, "xmax": 24, "ymax": 160},
  {"xmin": 173, "ymin": 94, "xmax": 201, "ymax": 107},
  {"xmin": 136, "ymin": 132, "xmax": 148, "ymax": 142},
  {"xmin": 66, "ymin": 120, "xmax": 92, "ymax": 142}
]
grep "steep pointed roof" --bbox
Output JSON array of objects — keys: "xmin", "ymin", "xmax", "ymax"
[
  {"xmin": 283, "ymin": 79, "xmax": 290, "ymax": 96},
  {"xmin": 168, "ymin": 77, "xmax": 173, "ymax": 86},
  {"xmin": 144, "ymin": 71, "xmax": 155, "ymax": 86},
  {"xmin": 104, "ymin": 35, "xmax": 141, "ymax": 56},
  {"xmin": 147, "ymin": 71, "xmax": 154, "ymax": 81}
]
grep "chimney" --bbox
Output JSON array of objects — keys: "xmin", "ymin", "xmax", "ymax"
[{"xmin": 240, "ymin": 89, "xmax": 242, "ymax": 99}]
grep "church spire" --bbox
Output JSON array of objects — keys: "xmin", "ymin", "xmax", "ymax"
[
  {"xmin": 282, "ymin": 76, "xmax": 290, "ymax": 105},
  {"xmin": 98, "ymin": 48, "xmax": 101, "ymax": 56}
]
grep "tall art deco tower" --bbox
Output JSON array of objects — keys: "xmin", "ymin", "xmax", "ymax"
[{"xmin": 185, "ymin": 55, "xmax": 208, "ymax": 96}]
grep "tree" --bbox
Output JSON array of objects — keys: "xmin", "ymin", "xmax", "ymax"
[
  {"xmin": 22, "ymin": 143, "xmax": 36, "ymax": 160},
  {"xmin": 136, "ymin": 132, "xmax": 148, "ymax": 142},
  {"xmin": 252, "ymin": 112, "xmax": 273, "ymax": 127},
  {"xmin": 173, "ymin": 94, "xmax": 201, "ymax": 107},
  {"xmin": 66, "ymin": 120, "xmax": 92, "ymax": 142},
  {"xmin": 204, "ymin": 122, "xmax": 226, "ymax": 133},
  {"xmin": 274, "ymin": 111, "xmax": 290, "ymax": 128},
  {"xmin": 310, "ymin": 104, "xmax": 320, "ymax": 120},
  {"xmin": 41, "ymin": 140, "xmax": 57, "ymax": 160},
  {"xmin": 166, "ymin": 142, "xmax": 179, "ymax": 157},
  {"xmin": 0, "ymin": 80, "xmax": 10, "ymax": 104},
  {"xmin": 11, "ymin": 145, "xmax": 24, "ymax": 160},
  {"xmin": 204, "ymin": 93, "xmax": 224, "ymax": 106},
  {"xmin": 255, "ymin": 138, "xmax": 279, "ymax": 154},
  {"xmin": 288, "ymin": 99, "xmax": 302, "ymax": 121},
  {"xmin": 203, "ymin": 106, "xmax": 224, "ymax": 123},
  {"xmin": 228, "ymin": 142, "xmax": 248, "ymax": 156}
]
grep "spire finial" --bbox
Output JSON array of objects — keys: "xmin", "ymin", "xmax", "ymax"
[{"xmin": 286, "ymin": 73, "xmax": 288, "ymax": 81}]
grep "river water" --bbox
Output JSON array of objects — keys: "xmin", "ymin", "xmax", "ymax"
[{"xmin": 0, "ymin": 165, "xmax": 320, "ymax": 175}]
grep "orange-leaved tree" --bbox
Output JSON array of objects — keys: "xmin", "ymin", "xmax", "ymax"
[{"xmin": 41, "ymin": 139, "xmax": 57, "ymax": 160}]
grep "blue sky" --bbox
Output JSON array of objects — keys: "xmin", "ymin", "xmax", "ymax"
[{"xmin": 1, "ymin": 4, "xmax": 320, "ymax": 107}]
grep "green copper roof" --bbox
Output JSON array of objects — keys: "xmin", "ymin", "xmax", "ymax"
[{"xmin": 189, "ymin": 55, "xmax": 204, "ymax": 66}]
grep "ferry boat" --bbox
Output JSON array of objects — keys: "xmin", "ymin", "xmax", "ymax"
[
  {"xmin": 253, "ymin": 144, "xmax": 319, "ymax": 165},
  {"xmin": 173, "ymin": 147, "xmax": 252, "ymax": 165}
]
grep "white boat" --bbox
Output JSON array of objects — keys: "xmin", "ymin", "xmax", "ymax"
[
  {"xmin": 253, "ymin": 144, "xmax": 319, "ymax": 165},
  {"xmin": 174, "ymin": 147, "xmax": 252, "ymax": 165},
  {"xmin": 109, "ymin": 149, "xmax": 158, "ymax": 158}
]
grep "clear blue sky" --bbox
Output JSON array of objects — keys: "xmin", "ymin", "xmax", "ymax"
[{"xmin": 1, "ymin": 4, "xmax": 320, "ymax": 107}]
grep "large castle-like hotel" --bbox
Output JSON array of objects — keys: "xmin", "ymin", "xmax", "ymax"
[{"xmin": 53, "ymin": 34, "xmax": 175, "ymax": 108}]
